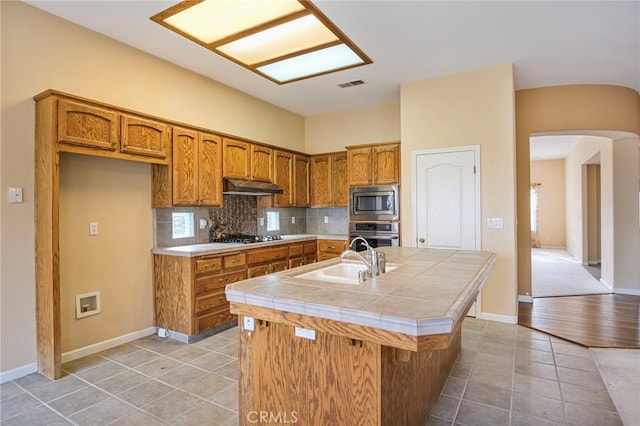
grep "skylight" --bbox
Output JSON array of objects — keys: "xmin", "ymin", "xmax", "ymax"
[{"xmin": 151, "ymin": 0, "xmax": 372, "ymax": 84}]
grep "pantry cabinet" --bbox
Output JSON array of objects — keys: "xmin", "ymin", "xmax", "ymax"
[
  {"xmin": 172, "ymin": 128, "xmax": 223, "ymax": 206},
  {"xmin": 347, "ymin": 142, "xmax": 400, "ymax": 185},
  {"xmin": 310, "ymin": 152, "xmax": 348, "ymax": 207}
]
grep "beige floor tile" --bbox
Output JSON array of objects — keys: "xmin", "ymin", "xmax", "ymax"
[
  {"xmin": 117, "ymin": 380, "xmax": 174, "ymax": 408},
  {"xmin": 560, "ymin": 381, "xmax": 617, "ymax": 412},
  {"xmin": 27, "ymin": 375, "xmax": 88, "ymax": 403},
  {"xmin": 178, "ymin": 372, "xmax": 235, "ymax": 399},
  {"xmin": 0, "ymin": 393, "xmax": 41, "ymax": 420},
  {"xmin": 95, "ymin": 343, "xmax": 140, "ymax": 360},
  {"xmin": 563, "ymin": 402, "xmax": 622, "ymax": 426},
  {"xmin": 73, "ymin": 360, "xmax": 127, "ymax": 383},
  {"xmin": 455, "ymin": 399, "xmax": 510, "ymax": 426},
  {"xmin": 156, "ymin": 365, "xmax": 205, "ymax": 388},
  {"xmin": 209, "ymin": 383, "xmax": 238, "ymax": 412},
  {"xmin": 68, "ymin": 397, "xmax": 136, "ymax": 425},
  {"xmin": 214, "ymin": 359, "xmax": 239, "ymax": 380},
  {"xmin": 140, "ymin": 390, "xmax": 201, "ymax": 422},
  {"xmin": 48, "ymin": 386, "xmax": 110, "ymax": 417},
  {"xmin": 430, "ymin": 394, "xmax": 460, "ymax": 421},
  {"xmin": 515, "ymin": 359, "xmax": 558, "ymax": 381},
  {"xmin": 114, "ymin": 349, "xmax": 160, "ymax": 368},
  {"xmin": 107, "ymin": 410, "xmax": 166, "ymax": 426},
  {"xmin": 514, "ymin": 373, "xmax": 561, "ymax": 400},
  {"xmin": 171, "ymin": 401, "xmax": 236, "ymax": 426},
  {"xmin": 511, "ymin": 391, "xmax": 565, "ymax": 424},
  {"xmin": 0, "ymin": 382, "xmax": 25, "ymax": 401},
  {"xmin": 94, "ymin": 370, "xmax": 150, "ymax": 395},
  {"xmin": 441, "ymin": 376, "xmax": 467, "ymax": 398},
  {"xmin": 166, "ymin": 345, "xmax": 210, "ymax": 363},
  {"xmin": 188, "ymin": 352, "xmax": 235, "ymax": 372},
  {"xmin": 1, "ymin": 404, "xmax": 71, "ymax": 426},
  {"xmin": 463, "ymin": 381, "xmax": 512, "ymax": 410},
  {"xmin": 62, "ymin": 355, "xmax": 108, "ymax": 374},
  {"xmin": 135, "ymin": 356, "xmax": 182, "ymax": 378},
  {"xmin": 554, "ymin": 353, "xmax": 598, "ymax": 372}
]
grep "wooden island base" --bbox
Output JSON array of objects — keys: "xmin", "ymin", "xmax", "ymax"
[{"xmin": 237, "ymin": 315, "xmax": 461, "ymax": 426}]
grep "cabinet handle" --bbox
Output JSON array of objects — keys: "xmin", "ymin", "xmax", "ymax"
[
  {"xmin": 328, "ymin": 246, "xmax": 335, "ymax": 249},
  {"xmin": 230, "ymin": 258, "xmax": 239, "ymax": 263},
  {"xmin": 218, "ymin": 277, "xmax": 228, "ymax": 283}
]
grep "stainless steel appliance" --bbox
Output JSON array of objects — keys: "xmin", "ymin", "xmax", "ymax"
[
  {"xmin": 349, "ymin": 222, "xmax": 400, "ymax": 252},
  {"xmin": 349, "ymin": 185, "xmax": 399, "ymax": 221}
]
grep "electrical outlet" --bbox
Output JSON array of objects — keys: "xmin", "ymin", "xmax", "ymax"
[
  {"xmin": 291, "ymin": 217, "xmax": 295, "ymax": 224},
  {"xmin": 259, "ymin": 217, "xmax": 264, "ymax": 226},
  {"xmin": 89, "ymin": 222, "xmax": 98, "ymax": 236},
  {"xmin": 8, "ymin": 187, "xmax": 23, "ymax": 203},
  {"xmin": 295, "ymin": 326, "xmax": 316, "ymax": 340},
  {"xmin": 243, "ymin": 316, "xmax": 255, "ymax": 331},
  {"xmin": 324, "ymin": 216, "xmax": 329, "ymax": 224},
  {"xmin": 199, "ymin": 218, "xmax": 208, "ymax": 229}
]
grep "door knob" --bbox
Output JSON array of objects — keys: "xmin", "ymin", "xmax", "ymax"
[{"xmin": 418, "ymin": 237, "xmax": 425, "ymax": 243}]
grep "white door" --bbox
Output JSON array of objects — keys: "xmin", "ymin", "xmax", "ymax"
[{"xmin": 413, "ymin": 146, "xmax": 481, "ymax": 314}]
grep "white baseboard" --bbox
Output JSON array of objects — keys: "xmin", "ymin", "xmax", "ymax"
[
  {"xmin": 61, "ymin": 327, "xmax": 156, "ymax": 364},
  {"xmin": 0, "ymin": 363, "xmax": 38, "ymax": 384},
  {"xmin": 614, "ymin": 287, "xmax": 640, "ymax": 296},
  {"xmin": 518, "ymin": 295, "xmax": 533, "ymax": 303},
  {"xmin": 476, "ymin": 312, "xmax": 518, "ymax": 324}
]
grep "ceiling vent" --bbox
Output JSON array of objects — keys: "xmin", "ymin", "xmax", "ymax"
[{"xmin": 337, "ymin": 80, "xmax": 367, "ymax": 88}]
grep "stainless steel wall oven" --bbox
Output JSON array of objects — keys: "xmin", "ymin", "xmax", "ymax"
[{"xmin": 349, "ymin": 222, "xmax": 400, "ymax": 252}]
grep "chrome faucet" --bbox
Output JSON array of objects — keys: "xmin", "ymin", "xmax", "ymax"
[{"xmin": 341, "ymin": 237, "xmax": 379, "ymax": 281}]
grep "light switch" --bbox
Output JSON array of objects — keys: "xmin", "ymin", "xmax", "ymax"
[
  {"xmin": 8, "ymin": 187, "xmax": 23, "ymax": 203},
  {"xmin": 89, "ymin": 222, "xmax": 99, "ymax": 236},
  {"xmin": 487, "ymin": 218, "xmax": 504, "ymax": 229},
  {"xmin": 199, "ymin": 218, "xmax": 208, "ymax": 229}
]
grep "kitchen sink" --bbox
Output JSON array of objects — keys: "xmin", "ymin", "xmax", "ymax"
[{"xmin": 294, "ymin": 261, "xmax": 399, "ymax": 285}]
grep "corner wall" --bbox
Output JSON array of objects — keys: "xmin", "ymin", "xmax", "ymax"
[{"xmin": 400, "ymin": 64, "xmax": 518, "ymax": 320}]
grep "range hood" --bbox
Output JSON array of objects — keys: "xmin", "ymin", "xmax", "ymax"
[{"xmin": 223, "ymin": 178, "xmax": 283, "ymax": 196}]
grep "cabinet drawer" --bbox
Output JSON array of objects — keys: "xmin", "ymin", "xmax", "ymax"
[
  {"xmin": 247, "ymin": 246, "xmax": 289, "ymax": 265},
  {"xmin": 247, "ymin": 260, "xmax": 288, "ymax": 278},
  {"xmin": 318, "ymin": 240, "xmax": 346, "ymax": 254},
  {"xmin": 224, "ymin": 253, "xmax": 247, "ymax": 269},
  {"xmin": 195, "ymin": 288, "xmax": 227, "ymax": 314},
  {"xmin": 289, "ymin": 244, "xmax": 303, "ymax": 257},
  {"xmin": 195, "ymin": 270, "xmax": 246, "ymax": 295},
  {"xmin": 197, "ymin": 305, "xmax": 235, "ymax": 333},
  {"xmin": 303, "ymin": 242, "xmax": 317, "ymax": 255},
  {"xmin": 195, "ymin": 257, "xmax": 223, "ymax": 275},
  {"xmin": 289, "ymin": 257, "xmax": 304, "ymax": 269}
]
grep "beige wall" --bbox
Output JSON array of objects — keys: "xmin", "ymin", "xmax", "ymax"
[
  {"xmin": 515, "ymin": 85, "xmax": 640, "ymax": 296},
  {"xmin": 59, "ymin": 154, "xmax": 154, "ymax": 352},
  {"xmin": 530, "ymin": 160, "xmax": 566, "ymax": 248},
  {"xmin": 1, "ymin": 2, "xmax": 304, "ymax": 374},
  {"xmin": 586, "ymin": 164, "xmax": 601, "ymax": 263},
  {"xmin": 400, "ymin": 64, "xmax": 518, "ymax": 319},
  {"xmin": 305, "ymin": 101, "xmax": 400, "ymax": 153}
]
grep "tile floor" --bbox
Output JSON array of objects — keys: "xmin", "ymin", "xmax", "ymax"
[{"xmin": 1, "ymin": 319, "xmax": 634, "ymax": 425}]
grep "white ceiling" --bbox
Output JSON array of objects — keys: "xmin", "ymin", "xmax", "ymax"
[{"xmin": 25, "ymin": 0, "xmax": 640, "ymax": 118}]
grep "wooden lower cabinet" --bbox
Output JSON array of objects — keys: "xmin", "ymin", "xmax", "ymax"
[
  {"xmin": 288, "ymin": 241, "xmax": 317, "ymax": 268},
  {"xmin": 247, "ymin": 246, "xmax": 289, "ymax": 278},
  {"xmin": 154, "ymin": 252, "xmax": 246, "ymax": 336},
  {"xmin": 317, "ymin": 239, "xmax": 347, "ymax": 261},
  {"xmin": 237, "ymin": 315, "xmax": 461, "ymax": 425}
]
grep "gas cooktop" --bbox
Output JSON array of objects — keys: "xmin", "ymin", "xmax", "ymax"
[{"xmin": 211, "ymin": 234, "xmax": 283, "ymax": 244}]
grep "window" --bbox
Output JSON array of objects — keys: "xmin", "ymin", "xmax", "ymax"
[
  {"xmin": 266, "ymin": 211, "xmax": 280, "ymax": 232},
  {"xmin": 172, "ymin": 212, "xmax": 194, "ymax": 239}
]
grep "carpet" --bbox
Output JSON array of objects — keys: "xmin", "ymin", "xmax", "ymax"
[{"xmin": 532, "ymin": 248, "xmax": 611, "ymax": 298}]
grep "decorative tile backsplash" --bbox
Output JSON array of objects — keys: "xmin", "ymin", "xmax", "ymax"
[{"xmin": 154, "ymin": 195, "xmax": 347, "ymax": 247}]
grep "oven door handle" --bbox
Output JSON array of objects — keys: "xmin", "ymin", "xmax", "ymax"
[{"xmin": 350, "ymin": 235, "xmax": 399, "ymax": 240}]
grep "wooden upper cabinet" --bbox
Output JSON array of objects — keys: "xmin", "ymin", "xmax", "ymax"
[
  {"xmin": 57, "ymin": 99, "xmax": 119, "ymax": 150},
  {"xmin": 310, "ymin": 152, "xmax": 347, "ymax": 207},
  {"xmin": 372, "ymin": 143, "xmax": 400, "ymax": 184},
  {"xmin": 223, "ymin": 138, "xmax": 251, "ymax": 179},
  {"xmin": 273, "ymin": 150, "xmax": 293, "ymax": 207},
  {"xmin": 198, "ymin": 133, "xmax": 223, "ymax": 206},
  {"xmin": 347, "ymin": 146, "xmax": 373, "ymax": 186},
  {"xmin": 172, "ymin": 128, "xmax": 199, "ymax": 205},
  {"xmin": 293, "ymin": 155, "xmax": 310, "ymax": 207},
  {"xmin": 347, "ymin": 142, "xmax": 400, "ymax": 185},
  {"xmin": 120, "ymin": 114, "xmax": 170, "ymax": 160},
  {"xmin": 173, "ymin": 128, "xmax": 223, "ymax": 206},
  {"xmin": 251, "ymin": 145, "xmax": 273, "ymax": 183},
  {"xmin": 310, "ymin": 155, "xmax": 331, "ymax": 207},
  {"xmin": 331, "ymin": 153, "xmax": 349, "ymax": 207}
]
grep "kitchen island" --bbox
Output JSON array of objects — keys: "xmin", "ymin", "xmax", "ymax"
[{"xmin": 225, "ymin": 247, "xmax": 496, "ymax": 425}]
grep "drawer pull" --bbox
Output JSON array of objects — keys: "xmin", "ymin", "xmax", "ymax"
[
  {"xmin": 231, "ymin": 258, "xmax": 239, "ymax": 263},
  {"xmin": 328, "ymin": 246, "xmax": 335, "ymax": 249},
  {"xmin": 218, "ymin": 277, "xmax": 227, "ymax": 283}
]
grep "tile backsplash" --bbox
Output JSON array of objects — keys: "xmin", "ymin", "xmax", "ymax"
[{"xmin": 154, "ymin": 195, "xmax": 347, "ymax": 247}]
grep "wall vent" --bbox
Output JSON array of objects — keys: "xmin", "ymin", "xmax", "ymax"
[{"xmin": 337, "ymin": 80, "xmax": 367, "ymax": 88}]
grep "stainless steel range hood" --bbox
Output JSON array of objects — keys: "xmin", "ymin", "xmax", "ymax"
[{"xmin": 223, "ymin": 178, "xmax": 283, "ymax": 196}]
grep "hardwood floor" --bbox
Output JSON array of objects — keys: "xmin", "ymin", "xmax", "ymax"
[{"xmin": 518, "ymin": 294, "xmax": 640, "ymax": 348}]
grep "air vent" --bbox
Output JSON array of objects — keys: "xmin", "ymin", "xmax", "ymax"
[{"xmin": 337, "ymin": 80, "xmax": 367, "ymax": 88}]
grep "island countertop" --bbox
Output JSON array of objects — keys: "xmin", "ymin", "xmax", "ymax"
[{"xmin": 225, "ymin": 247, "xmax": 496, "ymax": 342}]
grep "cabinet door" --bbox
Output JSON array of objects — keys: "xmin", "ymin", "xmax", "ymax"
[
  {"xmin": 172, "ymin": 128, "xmax": 199, "ymax": 205},
  {"xmin": 251, "ymin": 145, "xmax": 273, "ymax": 182},
  {"xmin": 373, "ymin": 144, "xmax": 400, "ymax": 184},
  {"xmin": 223, "ymin": 138, "xmax": 251, "ymax": 179},
  {"xmin": 293, "ymin": 155, "xmax": 310, "ymax": 207},
  {"xmin": 273, "ymin": 150, "xmax": 293, "ymax": 207},
  {"xmin": 310, "ymin": 155, "xmax": 331, "ymax": 207},
  {"xmin": 198, "ymin": 133, "xmax": 223, "ymax": 206},
  {"xmin": 120, "ymin": 115, "xmax": 170, "ymax": 160},
  {"xmin": 57, "ymin": 100, "xmax": 118, "ymax": 150},
  {"xmin": 331, "ymin": 153, "xmax": 349, "ymax": 207},
  {"xmin": 348, "ymin": 147, "xmax": 372, "ymax": 186}
]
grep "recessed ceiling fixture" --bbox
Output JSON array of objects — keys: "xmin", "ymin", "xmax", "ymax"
[
  {"xmin": 337, "ymin": 79, "xmax": 366, "ymax": 88},
  {"xmin": 151, "ymin": 0, "xmax": 372, "ymax": 84}
]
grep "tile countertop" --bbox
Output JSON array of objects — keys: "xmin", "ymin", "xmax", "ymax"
[
  {"xmin": 225, "ymin": 247, "xmax": 496, "ymax": 337},
  {"xmin": 151, "ymin": 234, "xmax": 348, "ymax": 257}
]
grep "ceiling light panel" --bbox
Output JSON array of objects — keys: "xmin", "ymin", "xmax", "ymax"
[
  {"xmin": 162, "ymin": 0, "xmax": 305, "ymax": 44},
  {"xmin": 151, "ymin": 0, "xmax": 372, "ymax": 84},
  {"xmin": 257, "ymin": 44, "xmax": 364, "ymax": 83},
  {"xmin": 217, "ymin": 14, "xmax": 339, "ymax": 65}
]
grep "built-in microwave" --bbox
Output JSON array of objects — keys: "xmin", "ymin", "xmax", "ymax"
[{"xmin": 349, "ymin": 185, "xmax": 399, "ymax": 221}]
